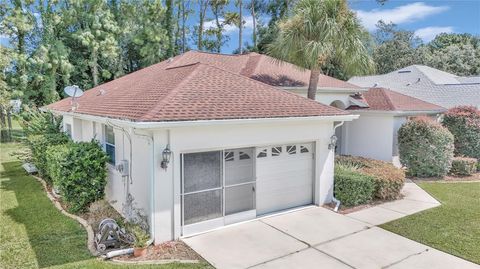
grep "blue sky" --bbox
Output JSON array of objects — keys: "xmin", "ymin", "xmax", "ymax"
[
  {"xmin": 215, "ymin": 0, "xmax": 480, "ymax": 53},
  {"xmin": 1, "ymin": 1, "xmax": 479, "ymax": 53}
]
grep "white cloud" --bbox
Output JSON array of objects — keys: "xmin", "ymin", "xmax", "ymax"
[
  {"xmin": 204, "ymin": 15, "xmax": 254, "ymax": 34},
  {"xmin": 415, "ymin": 26, "xmax": 454, "ymax": 42},
  {"xmin": 355, "ymin": 2, "xmax": 450, "ymax": 30}
]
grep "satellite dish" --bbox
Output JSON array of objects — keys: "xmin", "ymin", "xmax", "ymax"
[{"xmin": 64, "ymin": 85, "xmax": 84, "ymax": 98}]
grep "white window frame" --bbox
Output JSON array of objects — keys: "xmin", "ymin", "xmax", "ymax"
[{"xmin": 104, "ymin": 125, "xmax": 115, "ymax": 165}]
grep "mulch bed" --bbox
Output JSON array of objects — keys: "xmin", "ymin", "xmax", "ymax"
[{"xmin": 114, "ymin": 240, "xmax": 204, "ymax": 262}]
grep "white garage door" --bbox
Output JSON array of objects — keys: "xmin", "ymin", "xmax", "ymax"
[{"xmin": 256, "ymin": 143, "xmax": 314, "ymax": 215}]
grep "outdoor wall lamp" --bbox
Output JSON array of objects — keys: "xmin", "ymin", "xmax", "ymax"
[
  {"xmin": 161, "ymin": 144, "xmax": 172, "ymax": 169},
  {"xmin": 328, "ymin": 135, "xmax": 338, "ymax": 150}
]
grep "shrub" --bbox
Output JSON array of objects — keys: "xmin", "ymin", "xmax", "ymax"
[
  {"xmin": 336, "ymin": 155, "xmax": 405, "ymax": 200},
  {"xmin": 443, "ymin": 106, "xmax": 480, "ymax": 159},
  {"xmin": 19, "ymin": 107, "xmax": 64, "ymax": 137},
  {"xmin": 449, "ymin": 157, "xmax": 478, "ymax": 176},
  {"xmin": 334, "ymin": 164, "xmax": 375, "ymax": 207},
  {"xmin": 398, "ymin": 117, "xmax": 454, "ymax": 178},
  {"xmin": 45, "ymin": 140, "xmax": 108, "ymax": 213},
  {"xmin": 26, "ymin": 133, "xmax": 70, "ymax": 181}
]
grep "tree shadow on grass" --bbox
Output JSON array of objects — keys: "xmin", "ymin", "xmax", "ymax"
[{"xmin": 1, "ymin": 161, "xmax": 93, "ymax": 268}]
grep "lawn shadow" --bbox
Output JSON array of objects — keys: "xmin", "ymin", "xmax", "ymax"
[{"xmin": 1, "ymin": 161, "xmax": 93, "ymax": 268}]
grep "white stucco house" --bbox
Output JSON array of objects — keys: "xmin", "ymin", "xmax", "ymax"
[
  {"xmin": 337, "ymin": 88, "xmax": 446, "ymax": 164},
  {"xmin": 45, "ymin": 53, "xmax": 358, "ymax": 244}
]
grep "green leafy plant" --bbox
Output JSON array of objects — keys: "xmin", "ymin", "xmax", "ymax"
[
  {"xmin": 26, "ymin": 133, "xmax": 70, "ymax": 182},
  {"xmin": 128, "ymin": 224, "xmax": 150, "ymax": 248},
  {"xmin": 449, "ymin": 157, "xmax": 478, "ymax": 176},
  {"xmin": 336, "ymin": 155, "xmax": 405, "ymax": 200},
  {"xmin": 442, "ymin": 106, "xmax": 480, "ymax": 159},
  {"xmin": 334, "ymin": 164, "xmax": 375, "ymax": 207},
  {"xmin": 19, "ymin": 107, "xmax": 64, "ymax": 137},
  {"xmin": 45, "ymin": 140, "xmax": 108, "ymax": 213},
  {"xmin": 398, "ymin": 117, "xmax": 454, "ymax": 178}
]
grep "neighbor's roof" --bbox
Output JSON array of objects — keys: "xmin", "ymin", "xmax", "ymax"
[
  {"xmin": 170, "ymin": 50, "xmax": 360, "ymax": 89},
  {"xmin": 348, "ymin": 65, "xmax": 480, "ymax": 108},
  {"xmin": 46, "ymin": 61, "xmax": 348, "ymax": 122},
  {"xmin": 347, "ymin": 88, "xmax": 446, "ymax": 112}
]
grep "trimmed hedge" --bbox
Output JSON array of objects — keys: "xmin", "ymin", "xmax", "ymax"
[
  {"xmin": 45, "ymin": 141, "xmax": 108, "ymax": 213},
  {"xmin": 336, "ymin": 155, "xmax": 405, "ymax": 200},
  {"xmin": 334, "ymin": 164, "xmax": 375, "ymax": 207},
  {"xmin": 449, "ymin": 157, "xmax": 478, "ymax": 176},
  {"xmin": 443, "ymin": 106, "xmax": 480, "ymax": 159},
  {"xmin": 26, "ymin": 133, "xmax": 70, "ymax": 182},
  {"xmin": 398, "ymin": 117, "xmax": 454, "ymax": 178}
]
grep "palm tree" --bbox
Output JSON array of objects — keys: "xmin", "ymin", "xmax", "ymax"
[{"xmin": 267, "ymin": 0, "xmax": 374, "ymax": 100}]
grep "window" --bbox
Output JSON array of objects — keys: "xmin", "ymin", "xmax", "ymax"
[
  {"xmin": 300, "ymin": 145, "xmax": 309, "ymax": 153},
  {"xmin": 224, "ymin": 151, "xmax": 234, "ymax": 162},
  {"xmin": 271, "ymin": 146, "xmax": 282, "ymax": 156},
  {"xmin": 257, "ymin": 149, "xmax": 267, "ymax": 158},
  {"xmin": 239, "ymin": 151, "xmax": 251, "ymax": 160},
  {"xmin": 64, "ymin": 123, "xmax": 72, "ymax": 138},
  {"xmin": 286, "ymin": 145, "xmax": 296, "ymax": 155},
  {"xmin": 104, "ymin": 125, "xmax": 115, "ymax": 164}
]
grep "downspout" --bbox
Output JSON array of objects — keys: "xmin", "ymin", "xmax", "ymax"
[
  {"xmin": 331, "ymin": 121, "xmax": 344, "ymax": 212},
  {"xmin": 132, "ymin": 129, "xmax": 155, "ymax": 241}
]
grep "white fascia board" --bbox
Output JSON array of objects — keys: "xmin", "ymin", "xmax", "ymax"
[
  {"xmin": 348, "ymin": 109, "xmax": 446, "ymax": 116},
  {"xmin": 46, "ymin": 109, "xmax": 359, "ymax": 129},
  {"xmin": 282, "ymin": 86, "xmax": 369, "ymax": 93}
]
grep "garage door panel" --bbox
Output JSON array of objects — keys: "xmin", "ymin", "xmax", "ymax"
[{"xmin": 256, "ymin": 143, "xmax": 314, "ymax": 215}]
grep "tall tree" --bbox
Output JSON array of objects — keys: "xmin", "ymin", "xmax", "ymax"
[
  {"xmin": 178, "ymin": 0, "xmax": 192, "ymax": 53},
  {"xmin": 63, "ymin": 0, "xmax": 120, "ymax": 87},
  {"xmin": 372, "ymin": 21, "xmax": 427, "ymax": 74},
  {"xmin": 237, "ymin": 0, "xmax": 243, "ymax": 53},
  {"xmin": 197, "ymin": 0, "xmax": 210, "ymax": 50},
  {"xmin": 0, "ymin": 0, "xmax": 35, "ymax": 100},
  {"xmin": 165, "ymin": 0, "xmax": 174, "ymax": 57},
  {"xmin": 268, "ymin": 0, "xmax": 374, "ymax": 100},
  {"xmin": 209, "ymin": 0, "xmax": 229, "ymax": 53}
]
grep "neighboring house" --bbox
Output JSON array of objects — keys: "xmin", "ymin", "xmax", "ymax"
[
  {"xmin": 45, "ymin": 57, "xmax": 357, "ymax": 244},
  {"xmin": 348, "ymin": 65, "xmax": 480, "ymax": 108},
  {"xmin": 338, "ymin": 88, "xmax": 446, "ymax": 164}
]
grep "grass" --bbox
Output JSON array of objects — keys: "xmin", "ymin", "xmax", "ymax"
[
  {"xmin": 381, "ymin": 181, "xmax": 480, "ymax": 265},
  {"xmin": 0, "ymin": 141, "xmax": 211, "ymax": 269}
]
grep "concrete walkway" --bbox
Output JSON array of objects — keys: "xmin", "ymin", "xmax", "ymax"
[
  {"xmin": 346, "ymin": 180, "xmax": 441, "ymax": 225},
  {"xmin": 183, "ymin": 182, "xmax": 479, "ymax": 269}
]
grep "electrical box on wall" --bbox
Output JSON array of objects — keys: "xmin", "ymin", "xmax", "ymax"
[{"xmin": 115, "ymin": 160, "xmax": 129, "ymax": 177}]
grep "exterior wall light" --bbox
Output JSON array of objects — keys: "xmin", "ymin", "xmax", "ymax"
[
  {"xmin": 328, "ymin": 135, "xmax": 337, "ymax": 150},
  {"xmin": 161, "ymin": 144, "xmax": 172, "ymax": 169}
]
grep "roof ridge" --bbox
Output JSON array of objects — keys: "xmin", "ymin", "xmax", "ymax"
[
  {"xmin": 378, "ymin": 88, "xmax": 397, "ymax": 110},
  {"xmin": 382, "ymin": 88, "xmax": 445, "ymax": 110},
  {"xmin": 171, "ymin": 62, "xmax": 348, "ymax": 115},
  {"xmin": 139, "ymin": 63, "xmax": 201, "ymax": 120}
]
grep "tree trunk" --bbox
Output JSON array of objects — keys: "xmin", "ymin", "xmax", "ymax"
[
  {"xmin": 251, "ymin": 1, "xmax": 256, "ymax": 49},
  {"xmin": 7, "ymin": 110, "xmax": 12, "ymax": 142},
  {"xmin": 307, "ymin": 69, "xmax": 320, "ymax": 100},
  {"xmin": 238, "ymin": 0, "xmax": 243, "ymax": 54},
  {"xmin": 92, "ymin": 47, "xmax": 99, "ymax": 86},
  {"xmin": 214, "ymin": 6, "xmax": 222, "ymax": 53},
  {"xmin": 198, "ymin": 0, "xmax": 208, "ymax": 50},
  {"xmin": 166, "ymin": 0, "xmax": 173, "ymax": 57},
  {"xmin": 182, "ymin": 0, "xmax": 187, "ymax": 53}
]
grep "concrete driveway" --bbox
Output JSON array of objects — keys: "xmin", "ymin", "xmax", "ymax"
[{"xmin": 183, "ymin": 207, "xmax": 479, "ymax": 269}]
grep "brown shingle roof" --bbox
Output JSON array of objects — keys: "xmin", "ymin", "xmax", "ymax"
[
  {"xmin": 168, "ymin": 51, "xmax": 360, "ymax": 89},
  {"xmin": 46, "ymin": 62, "xmax": 348, "ymax": 122},
  {"xmin": 348, "ymin": 88, "xmax": 446, "ymax": 112}
]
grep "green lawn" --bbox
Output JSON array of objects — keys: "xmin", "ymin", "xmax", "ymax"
[
  {"xmin": 381, "ymin": 181, "xmax": 480, "ymax": 265},
  {"xmin": 0, "ymin": 142, "xmax": 211, "ymax": 269}
]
